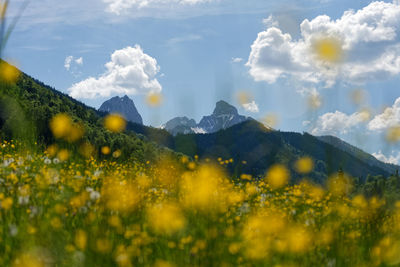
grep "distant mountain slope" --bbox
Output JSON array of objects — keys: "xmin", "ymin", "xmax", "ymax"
[
  {"xmin": 163, "ymin": 100, "xmax": 252, "ymax": 135},
  {"xmin": 161, "ymin": 117, "xmax": 198, "ymax": 136},
  {"xmin": 173, "ymin": 120, "xmax": 397, "ymax": 182},
  {"xmin": 99, "ymin": 95, "xmax": 143, "ymax": 124},
  {"xmin": 0, "ymin": 62, "xmax": 174, "ymax": 162},
  {"xmin": 198, "ymin": 100, "xmax": 251, "ymax": 133},
  {"xmin": 317, "ymin": 135, "xmax": 398, "ymax": 175}
]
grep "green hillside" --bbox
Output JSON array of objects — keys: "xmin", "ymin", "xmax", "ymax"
[
  {"xmin": 0, "ymin": 62, "xmax": 174, "ymax": 163},
  {"xmin": 172, "ymin": 120, "xmax": 397, "ymax": 183}
]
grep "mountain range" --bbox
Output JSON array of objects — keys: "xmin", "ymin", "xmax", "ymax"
[
  {"xmin": 98, "ymin": 95, "xmax": 398, "ymax": 181},
  {"xmin": 100, "ymin": 95, "xmax": 254, "ymax": 135},
  {"xmin": 1, "ymin": 62, "xmax": 398, "ymax": 185},
  {"xmin": 160, "ymin": 100, "xmax": 253, "ymax": 135}
]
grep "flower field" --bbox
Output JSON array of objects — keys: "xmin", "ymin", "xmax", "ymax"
[{"xmin": 1, "ymin": 140, "xmax": 400, "ymax": 267}]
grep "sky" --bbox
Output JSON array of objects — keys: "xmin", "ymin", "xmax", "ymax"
[{"xmin": 4, "ymin": 0, "xmax": 400, "ymax": 164}]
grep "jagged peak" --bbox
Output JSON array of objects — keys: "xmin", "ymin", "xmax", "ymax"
[
  {"xmin": 99, "ymin": 95, "xmax": 143, "ymax": 125},
  {"xmin": 213, "ymin": 100, "xmax": 238, "ymax": 116}
]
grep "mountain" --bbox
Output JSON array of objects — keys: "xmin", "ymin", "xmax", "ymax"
[
  {"xmin": 161, "ymin": 117, "xmax": 198, "ymax": 136},
  {"xmin": 99, "ymin": 95, "xmax": 143, "ymax": 124},
  {"xmin": 172, "ymin": 120, "xmax": 398, "ymax": 183},
  {"xmin": 0, "ymin": 61, "xmax": 174, "ymax": 162},
  {"xmin": 163, "ymin": 100, "xmax": 252, "ymax": 135},
  {"xmin": 317, "ymin": 135, "xmax": 398, "ymax": 175},
  {"xmin": 198, "ymin": 100, "xmax": 251, "ymax": 133}
]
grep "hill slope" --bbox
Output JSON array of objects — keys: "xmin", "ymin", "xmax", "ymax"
[
  {"xmin": 317, "ymin": 135, "xmax": 398, "ymax": 175},
  {"xmin": 172, "ymin": 120, "xmax": 397, "ymax": 182},
  {"xmin": 0, "ymin": 62, "xmax": 173, "ymax": 162}
]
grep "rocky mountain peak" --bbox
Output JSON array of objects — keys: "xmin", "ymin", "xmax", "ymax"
[
  {"xmin": 99, "ymin": 95, "xmax": 143, "ymax": 125},
  {"xmin": 213, "ymin": 100, "xmax": 238, "ymax": 116},
  {"xmin": 162, "ymin": 100, "xmax": 252, "ymax": 135}
]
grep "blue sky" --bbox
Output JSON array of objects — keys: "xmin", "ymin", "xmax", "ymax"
[{"xmin": 5, "ymin": 0, "xmax": 400, "ymax": 163}]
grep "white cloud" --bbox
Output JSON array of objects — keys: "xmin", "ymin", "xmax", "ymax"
[
  {"xmin": 310, "ymin": 110, "xmax": 370, "ymax": 136},
  {"xmin": 242, "ymin": 101, "xmax": 259, "ymax": 113},
  {"xmin": 262, "ymin": 15, "xmax": 279, "ymax": 28},
  {"xmin": 68, "ymin": 45, "xmax": 162, "ymax": 99},
  {"xmin": 65, "ymin": 56, "xmax": 84, "ymax": 75},
  {"xmin": 373, "ymin": 150, "xmax": 400, "ymax": 165},
  {"xmin": 104, "ymin": 0, "xmax": 216, "ymax": 15},
  {"xmin": 247, "ymin": 1, "xmax": 400, "ymax": 87},
  {"xmin": 231, "ymin": 57, "xmax": 243, "ymax": 63},
  {"xmin": 75, "ymin": 57, "xmax": 83, "ymax": 65},
  {"xmin": 368, "ymin": 98, "xmax": 400, "ymax": 131},
  {"xmin": 64, "ymin": 56, "xmax": 73, "ymax": 71},
  {"xmin": 309, "ymin": 96, "xmax": 400, "ymax": 136}
]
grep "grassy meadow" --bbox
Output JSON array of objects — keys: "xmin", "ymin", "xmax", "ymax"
[{"xmin": 1, "ymin": 135, "xmax": 400, "ymax": 266}]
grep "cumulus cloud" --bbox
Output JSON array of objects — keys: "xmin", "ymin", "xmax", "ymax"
[
  {"xmin": 68, "ymin": 45, "xmax": 162, "ymax": 99},
  {"xmin": 64, "ymin": 56, "xmax": 84, "ymax": 71},
  {"xmin": 309, "ymin": 110, "xmax": 370, "ymax": 136},
  {"xmin": 308, "ymin": 96, "xmax": 400, "ymax": 136},
  {"xmin": 247, "ymin": 1, "xmax": 400, "ymax": 86},
  {"xmin": 373, "ymin": 150, "xmax": 400, "ymax": 165},
  {"xmin": 368, "ymin": 98, "xmax": 400, "ymax": 131},
  {"xmin": 104, "ymin": 0, "xmax": 215, "ymax": 15},
  {"xmin": 242, "ymin": 101, "xmax": 259, "ymax": 113}
]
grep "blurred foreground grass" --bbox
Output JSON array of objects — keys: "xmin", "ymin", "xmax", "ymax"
[{"xmin": 1, "ymin": 140, "xmax": 400, "ymax": 267}]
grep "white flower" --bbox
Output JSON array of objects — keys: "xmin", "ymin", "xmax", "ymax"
[
  {"xmin": 9, "ymin": 224, "xmax": 18, "ymax": 236},
  {"xmin": 18, "ymin": 196, "xmax": 29, "ymax": 205},
  {"xmin": 90, "ymin": 191, "xmax": 100, "ymax": 201}
]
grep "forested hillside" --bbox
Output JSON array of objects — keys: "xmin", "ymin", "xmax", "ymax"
[{"xmin": 0, "ymin": 62, "xmax": 175, "ymax": 163}]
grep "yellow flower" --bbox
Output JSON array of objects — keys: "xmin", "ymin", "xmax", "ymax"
[
  {"xmin": 308, "ymin": 94, "xmax": 322, "ymax": 109},
  {"xmin": 261, "ymin": 114, "xmax": 279, "ymax": 129},
  {"xmin": 102, "ymin": 178, "xmax": 141, "ymax": 213},
  {"xmin": 265, "ymin": 164, "xmax": 290, "ymax": 189},
  {"xmin": 104, "ymin": 114, "xmax": 126, "ymax": 133},
  {"xmin": 1, "ymin": 197, "xmax": 13, "ymax": 210},
  {"xmin": 101, "ymin": 146, "xmax": 111, "ymax": 155},
  {"xmin": 146, "ymin": 92, "xmax": 163, "ymax": 107},
  {"xmin": 285, "ymin": 226, "xmax": 312, "ymax": 253},
  {"xmin": 79, "ymin": 142, "xmax": 95, "ymax": 158},
  {"xmin": 236, "ymin": 91, "xmax": 252, "ymax": 105},
  {"xmin": 0, "ymin": 61, "xmax": 20, "ymax": 83},
  {"xmin": 75, "ymin": 229, "xmax": 87, "ymax": 251},
  {"xmin": 386, "ymin": 126, "xmax": 400, "ymax": 143},
  {"xmin": 313, "ymin": 37, "xmax": 343, "ymax": 63},
  {"xmin": 181, "ymin": 164, "xmax": 230, "ymax": 212},
  {"xmin": 57, "ymin": 149, "xmax": 69, "ymax": 162},
  {"xmin": 147, "ymin": 202, "xmax": 186, "ymax": 235},
  {"xmin": 154, "ymin": 260, "xmax": 176, "ymax": 267},
  {"xmin": 50, "ymin": 217, "xmax": 62, "ymax": 229},
  {"xmin": 49, "ymin": 114, "xmax": 73, "ymax": 139},
  {"xmin": 46, "ymin": 144, "xmax": 58, "ymax": 157},
  {"xmin": 294, "ymin": 157, "xmax": 314, "ymax": 174},
  {"xmin": 96, "ymin": 238, "xmax": 112, "ymax": 254},
  {"xmin": 12, "ymin": 252, "xmax": 45, "ymax": 267}
]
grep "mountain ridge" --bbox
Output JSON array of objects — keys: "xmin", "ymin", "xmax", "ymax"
[{"xmin": 163, "ymin": 100, "xmax": 253, "ymax": 136}]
